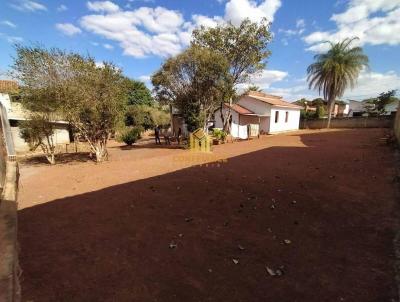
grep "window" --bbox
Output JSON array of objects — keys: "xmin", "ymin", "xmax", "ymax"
[
  {"xmin": 285, "ymin": 111, "xmax": 289, "ymax": 123},
  {"xmin": 274, "ymin": 111, "xmax": 279, "ymax": 123}
]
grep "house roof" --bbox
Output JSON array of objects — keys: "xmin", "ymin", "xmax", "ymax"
[
  {"xmin": 0, "ymin": 80, "xmax": 18, "ymax": 93},
  {"xmin": 224, "ymin": 103, "xmax": 254, "ymax": 115},
  {"xmin": 245, "ymin": 91, "xmax": 303, "ymax": 109}
]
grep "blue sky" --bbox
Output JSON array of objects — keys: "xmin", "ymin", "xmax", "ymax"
[{"xmin": 0, "ymin": 0, "xmax": 399, "ymax": 101}]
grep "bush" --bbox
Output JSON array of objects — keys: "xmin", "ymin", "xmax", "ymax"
[
  {"xmin": 118, "ymin": 126, "xmax": 143, "ymax": 145},
  {"xmin": 315, "ymin": 105, "xmax": 325, "ymax": 118},
  {"xmin": 212, "ymin": 128, "xmax": 227, "ymax": 141}
]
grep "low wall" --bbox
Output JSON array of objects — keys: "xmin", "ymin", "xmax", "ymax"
[
  {"xmin": 0, "ymin": 161, "xmax": 20, "ymax": 302},
  {"xmin": 395, "ymin": 107, "xmax": 400, "ymax": 144},
  {"xmin": 300, "ymin": 116, "xmax": 394, "ymax": 129}
]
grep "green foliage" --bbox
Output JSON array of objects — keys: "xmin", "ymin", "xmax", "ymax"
[
  {"xmin": 294, "ymin": 98, "xmax": 309, "ymax": 108},
  {"xmin": 123, "ymin": 78, "xmax": 154, "ymax": 106},
  {"xmin": 315, "ymin": 105, "xmax": 326, "ymax": 118},
  {"xmin": 307, "ymin": 38, "xmax": 369, "ymax": 127},
  {"xmin": 366, "ymin": 90, "xmax": 398, "ymax": 116},
  {"xmin": 118, "ymin": 126, "xmax": 143, "ymax": 146},
  {"xmin": 244, "ymin": 85, "xmax": 262, "ymax": 93},
  {"xmin": 152, "ymin": 45, "xmax": 230, "ymax": 132},
  {"xmin": 19, "ymin": 113, "xmax": 56, "ymax": 164},
  {"xmin": 212, "ymin": 128, "xmax": 227, "ymax": 141},
  {"xmin": 312, "ymin": 98, "xmax": 324, "ymax": 107},
  {"xmin": 12, "ymin": 45, "xmax": 128, "ymax": 162},
  {"xmin": 189, "ymin": 18, "xmax": 273, "ymax": 130},
  {"xmin": 125, "ymin": 105, "xmax": 169, "ymax": 130},
  {"xmin": 192, "ymin": 18, "xmax": 272, "ymax": 86}
]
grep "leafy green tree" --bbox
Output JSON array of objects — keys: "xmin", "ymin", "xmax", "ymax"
[
  {"xmin": 125, "ymin": 105, "xmax": 169, "ymax": 130},
  {"xmin": 315, "ymin": 104, "xmax": 326, "ymax": 118},
  {"xmin": 13, "ymin": 45, "xmax": 127, "ymax": 162},
  {"xmin": 19, "ymin": 113, "xmax": 57, "ymax": 164},
  {"xmin": 294, "ymin": 98, "xmax": 309, "ymax": 108},
  {"xmin": 307, "ymin": 38, "xmax": 368, "ymax": 128},
  {"xmin": 124, "ymin": 78, "xmax": 154, "ymax": 106},
  {"xmin": 244, "ymin": 85, "xmax": 262, "ymax": 93},
  {"xmin": 366, "ymin": 90, "xmax": 398, "ymax": 116},
  {"xmin": 192, "ymin": 18, "xmax": 272, "ymax": 130},
  {"xmin": 152, "ymin": 46, "xmax": 230, "ymax": 132}
]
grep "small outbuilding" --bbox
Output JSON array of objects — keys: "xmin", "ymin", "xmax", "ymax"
[{"xmin": 214, "ymin": 91, "xmax": 302, "ymax": 137}]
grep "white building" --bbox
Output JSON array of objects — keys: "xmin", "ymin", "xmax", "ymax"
[
  {"xmin": 214, "ymin": 91, "xmax": 302, "ymax": 137},
  {"xmin": 348, "ymin": 99, "xmax": 399, "ymax": 117},
  {"xmin": 0, "ymin": 81, "xmax": 70, "ymax": 153}
]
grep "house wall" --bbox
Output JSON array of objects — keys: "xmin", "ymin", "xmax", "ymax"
[
  {"xmin": 11, "ymin": 122, "xmax": 70, "ymax": 153},
  {"xmin": 238, "ymin": 96, "xmax": 271, "ymax": 116},
  {"xmin": 269, "ymin": 107, "xmax": 300, "ymax": 133},
  {"xmin": 0, "ymin": 93, "xmax": 11, "ymax": 113}
]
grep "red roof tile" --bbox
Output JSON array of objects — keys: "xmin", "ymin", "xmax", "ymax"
[{"xmin": 224, "ymin": 103, "xmax": 254, "ymax": 115}]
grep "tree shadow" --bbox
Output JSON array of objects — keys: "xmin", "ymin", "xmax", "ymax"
[
  {"xmin": 18, "ymin": 129, "xmax": 398, "ymax": 302},
  {"xmin": 19, "ymin": 152, "xmax": 92, "ymax": 166}
]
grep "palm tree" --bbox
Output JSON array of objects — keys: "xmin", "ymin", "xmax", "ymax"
[{"xmin": 307, "ymin": 38, "xmax": 368, "ymax": 128}]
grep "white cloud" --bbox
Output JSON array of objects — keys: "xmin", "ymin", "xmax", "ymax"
[
  {"xmin": 103, "ymin": 43, "xmax": 114, "ymax": 49},
  {"xmin": 237, "ymin": 69, "xmax": 288, "ymax": 92},
  {"xmin": 304, "ymin": 0, "xmax": 400, "ymax": 52},
  {"xmin": 87, "ymin": 1, "xmax": 120, "ymax": 13},
  {"xmin": 279, "ymin": 18, "xmax": 306, "ymax": 37},
  {"xmin": 296, "ymin": 19, "xmax": 305, "ymax": 29},
  {"xmin": 80, "ymin": 0, "xmax": 281, "ymax": 58},
  {"xmin": 273, "ymin": 69, "xmax": 400, "ymax": 101},
  {"xmin": 56, "ymin": 23, "xmax": 82, "ymax": 36},
  {"xmin": 0, "ymin": 33, "xmax": 23, "ymax": 44},
  {"xmin": 0, "ymin": 21, "xmax": 17, "ymax": 28},
  {"xmin": 10, "ymin": 0, "xmax": 47, "ymax": 12},
  {"xmin": 139, "ymin": 75, "xmax": 151, "ymax": 82},
  {"xmin": 343, "ymin": 69, "xmax": 400, "ymax": 99},
  {"xmin": 225, "ymin": 0, "xmax": 282, "ymax": 25},
  {"xmin": 81, "ymin": 6, "xmax": 186, "ymax": 57},
  {"xmin": 57, "ymin": 4, "xmax": 68, "ymax": 12}
]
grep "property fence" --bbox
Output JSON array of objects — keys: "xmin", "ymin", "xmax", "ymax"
[
  {"xmin": 395, "ymin": 105, "xmax": 400, "ymax": 145},
  {"xmin": 300, "ymin": 116, "xmax": 394, "ymax": 129},
  {"xmin": 0, "ymin": 103, "xmax": 20, "ymax": 301}
]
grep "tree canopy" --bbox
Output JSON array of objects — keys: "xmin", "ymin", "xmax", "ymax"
[
  {"xmin": 124, "ymin": 78, "xmax": 154, "ymax": 106},
  {"xmin": 12, "ymin": 45, "xmax": 128, "ymax": 162},
  {"xmin": 307, "ymin": 37, "xmax": 368, "ymax": 128},
  {"xmin": 152, "ymin": 45, "xmax": 230, "ymax": 131}
]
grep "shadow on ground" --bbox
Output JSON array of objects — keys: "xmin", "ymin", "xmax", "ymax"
[
  {"xmin": 18, "ymin": 129, "xmax": 399, "ymax": 302},
  {"xmin": 19, "ymin": 152, "xmax": 92, "ymax": 166}
]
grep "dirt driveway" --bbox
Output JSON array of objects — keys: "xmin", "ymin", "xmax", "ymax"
[{"xmin": 18, "ymin": 129, "xmax": 399, "ymax": 301}]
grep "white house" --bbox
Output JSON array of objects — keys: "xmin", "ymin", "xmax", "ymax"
[
  {"xmin": 0, "ymin": 80, "xmax": 70, "ymax": 153},
  {"xmin": 214, "ymin": 91, "xmax": 302, "ymax": 137},
  {"xmin": 348, "ymin": 99, "xmax": 399, "ymax": 117}
]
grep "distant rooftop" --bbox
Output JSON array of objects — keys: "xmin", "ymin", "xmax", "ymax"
[{"xmin": 0, "ymin": 80, "xmax": 18, "ymax": 93}]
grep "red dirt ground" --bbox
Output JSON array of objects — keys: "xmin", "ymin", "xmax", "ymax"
[{"xmin": 18, "ymin": 129, "xmax": 399, "ymax": 302}]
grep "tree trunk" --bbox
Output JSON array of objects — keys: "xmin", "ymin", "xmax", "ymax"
[
  {"xmin": 326, "ymin": 97, "xmax": 335, "ymax": 129},
  {"xmin": 46, "ymin": 153, "xmax": 55, "ymax": 165},
  {"xmin": 94, "ymin": 139, "xmax": 108, "ymax": 162},
  {"xmin": 169, "ymin": 104, "xmax": 174, "ymax": 136}
]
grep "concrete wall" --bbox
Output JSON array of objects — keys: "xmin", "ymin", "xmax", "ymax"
[
  {"xmin": 11, "ymin": 123, "xmax": 70, "ymax": 153},
  {"xmin": 0, "ymin": 162, "xmax": 20, "ymax": 302},
  {"xmin": 300, "ymin": 116, "xmax": 394, "ymax": 129},
  {"xmin": 269, "ymin": 108, "xmax": 300, "ymax": 133},
  {"xmin": 394, "ymin": 104, "xmax": 400, "ymax": 144}
]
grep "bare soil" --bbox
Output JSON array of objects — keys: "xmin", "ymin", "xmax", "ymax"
[{"xmin": 18, "ymin": 129, "xmax": 399, "ymax": 302}]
